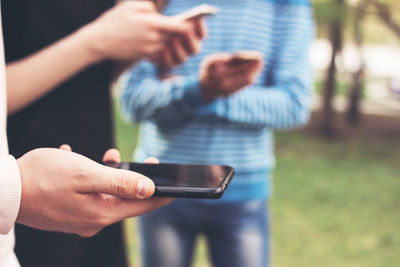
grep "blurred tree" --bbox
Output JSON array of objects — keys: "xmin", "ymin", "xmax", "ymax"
[
  {"xmin": 346, "ymin": 0, "xmax": 400, "ymax": 124},
  {"xmin": 346, "ymin": 0, "xmax": 368, "ymax": 124},
  {"xmin": 313, "ymin": 0, "xmax": 399, "ymax": 134},
  {"xmin": 371, "ymin": 0, "xmax": 400, "ymax": 39},
  {"xmin": 314, "ymin": 0, "xmax": 347, "ymax": 136}
]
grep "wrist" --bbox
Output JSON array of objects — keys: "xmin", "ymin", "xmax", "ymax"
[
  {"xmin": 181, "ymin": 76, "xmax": 209, "ymax": 106},
  {"xmin": 199, "ymin": 78, "xmax": 215, "ymax": 102},
  {"xmin": 73, "ymin": 24, "xmax": 107, "ymax": 65}
]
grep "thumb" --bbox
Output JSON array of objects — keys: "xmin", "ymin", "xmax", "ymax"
[
  {"xmin": 83, "ymin": 163, "xmax": 155, "ymax": 199},
  {"xmin": 152, "ymin": 15, "xmax": 191, "ymax": 35}
]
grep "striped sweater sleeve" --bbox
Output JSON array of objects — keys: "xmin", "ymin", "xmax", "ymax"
[
  {"xmin": 120, "ymin": 61, "xmax": 206, "ymax": 124},
  {"xmin": 215, "ymin": 3, "xmax": 314, "ymax": 130},
  {"xmin": 121, "ymin": 1, "xmax": 314, "ymax": 130}
]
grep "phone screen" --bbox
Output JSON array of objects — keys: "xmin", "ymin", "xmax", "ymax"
[
  {"xmin": 105, "ymin": 162, "xmax": 235, "ymax": 198},
  {"xmin": 119, "ymin": 162, "xmax": 232, "ymax": 188}
]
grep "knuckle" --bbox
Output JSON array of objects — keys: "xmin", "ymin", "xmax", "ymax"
[
  {"xmin": 112, "ymin": 175, "xmax": 132, "ymax": 197},
  {"xmin": 146, "ymin": 19, "xmax": 157, "ymax": 30},
  {"xmin": 74, "ymin": 165, "xmax": 91, "ymax": 182},
  {"xmin": 144, "ymin": 1, "xmax": 157, "ymax": 11},
  {"xmin": 148, "ymin": 32, "xmax": 161, "ymax": 43}
]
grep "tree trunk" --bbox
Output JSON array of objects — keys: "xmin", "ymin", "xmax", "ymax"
[
  {"xmin": 321, "ymin": 3, "xmax": 343, "ymax": 136},
  {"xmin": 346, "ymin": 0, "xmax": 368, "ymax": 124},
  {"xmin": 347, "ymin": 68, "xmax": 364, "ymax": 123}
]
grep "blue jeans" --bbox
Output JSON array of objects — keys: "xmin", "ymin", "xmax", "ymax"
[{"xmin": 139, "ymin": 199, "xmax": 270, "ymax": 267}]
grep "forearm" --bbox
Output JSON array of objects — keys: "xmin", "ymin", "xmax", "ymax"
[
  {"xmin": 215, "ymin": 2, "xmax": 314, "ymax": 129},
  {"xmin": 121, "ymin": 68, "xmax": 206, "ymax": 124},
  {"xmin": 216, "ymin": 84, "xmax": 311, "ymax": 129},
  {"xmin": 6, "ymin": 25, "xmax": 101, "ymax": 114}
]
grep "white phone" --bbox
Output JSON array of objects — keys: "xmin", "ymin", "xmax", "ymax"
[{"xmin": 174, "ymin": 4, "xmax": 218, "ymax": 21}]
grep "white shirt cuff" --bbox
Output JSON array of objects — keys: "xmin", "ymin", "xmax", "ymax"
[{"xmin": 0, "ymin": 155, "xmax": 22, "ymax": 234}]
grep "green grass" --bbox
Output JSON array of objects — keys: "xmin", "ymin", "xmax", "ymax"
[
  {"xmin": 114, "ymin": 104, "xmax": 400, "ymax": 267},
  {"xmin": 272, "ymin": 133, "xmax": 400, "ymax": 267},
  {"xmin": 313, "ymin": 78, "xmax": 367, "ymax": 98}
]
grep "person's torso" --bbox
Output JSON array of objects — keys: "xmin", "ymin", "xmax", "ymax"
[
  {"xmin": 137, "ymin": 0, "xmax": 278, "ymax": 170},
  {"xmin": 1, "ymin": 0, "xmax": 115, "ymax": 161},
  {"xmin": 135, "ymin": 0, "xmax": 286, "ymax": 200}
]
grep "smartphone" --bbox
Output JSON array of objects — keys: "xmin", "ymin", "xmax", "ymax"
[
  {"xmin": 175, "ymin": 4, "xmax": 218, "ymax": 21},
  {"xmin": 106, "ymin": 162, "xmax": 235, "ymax": 199},
  {"xmin": 230, "ymin": 50, "xmax": 262, "ymax": 64}
]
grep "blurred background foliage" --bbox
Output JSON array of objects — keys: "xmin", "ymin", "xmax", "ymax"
[{"xmin": 113, "ymin": 1, "xmax": 400, "ymax": 266}]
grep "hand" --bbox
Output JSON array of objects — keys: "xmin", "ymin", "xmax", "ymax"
[
  {"xmin": 16, "ymin": 145, "xmax": 172, "ymax": 237},
  {"xmin": 154, "ymin": 18, "xmax": 207, "ymax": 70},
  {"xmin": 199, "ymin": 52, "xmax": 263, "ymax": 101},
  {"xmin": 78, "ymin": 1, "xmax": 192, "ymax": 63}
]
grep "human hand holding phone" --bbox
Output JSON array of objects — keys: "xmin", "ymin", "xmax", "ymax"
[
  {"xmin": 229, "ymin": 51, "xmax": 264, "ymax": 65},
  {"xmin": 80, "ymin": 1, "xmax": 191, "ymax": 63},
  {"xmin": 16, "ymin": 145, "xmax": 172, "ymax": 237},
  {"xmin": 153, "ymin": 5, "xmax": 217, "ymax": 70},
  {"xmin": 199, "ymin": 51, "xmax": 263, "ymax": 101}
]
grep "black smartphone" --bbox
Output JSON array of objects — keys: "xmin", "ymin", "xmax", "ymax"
[
  {"xmin": 106, "ymin": 162, "xmax": 235, "ymax": 199},
  {"xmin": 229, "ymin": 50, "xmax": 262, "ymax": 65}
]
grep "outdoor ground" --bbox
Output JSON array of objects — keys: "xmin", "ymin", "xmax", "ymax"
[{"xmin": 114, "ymin": 105, "xmax": 400, "ymax": 267}]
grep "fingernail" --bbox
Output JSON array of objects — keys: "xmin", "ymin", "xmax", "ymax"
[{"xmin": 137, "ymin": 178, "xmax": 154, "ymax": 198}]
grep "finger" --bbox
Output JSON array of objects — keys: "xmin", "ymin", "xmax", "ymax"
[
  {"xmin": 181, "ymin": 30, "xmax": 201, "ymax": 56},
  {"xmin": 220, "ymin": 72, "xmax": 257, "ymax": 94},
  {"xmin": 160, "ymin": 46, "xmax": 175, "ymax": 69},
  {"xmin": 102, "ymin": 148, "xmax": 121, "ymax": 163},
  {"xmin": 208, "ymin": 53, "xmax": 233, "ymax": 64},
  {"xmin": 192, "ymin": 19, "xmax": 207, "ymax": 39},
  {"xmin": 148, "ymin": 51, "xmax": 159, "ymax": 64},
  {"xmin": 82, "ymin": 163, "xmax": 155, "ymax": 199},
  {"xmin": 144, "ymin": 157, "xmax": 159, "ymax": 164},
  {"xmin": 152, "ymin": 16, "xmax": 191, "ymax": 35},
  {"xmin": 110, "ymin": 197, "xmax": 175, "ymax": 222},
  {"xmin": 169, "ymin": 38, "xmax": 188, "ymax": 66},
  {"xmin": 147, "ymin": 43, "xmax": 166, "ymax": 58},
  {"xmin": 222, "ymin": 60, "xmax": 263, "ymax": 76},
  {"xmin": 203, "ymin": 53, "xmax": 232, "ymax": 75},
  {"xmin": 59, "ymin": 144, "xmax": 72, "ymax": 152}
]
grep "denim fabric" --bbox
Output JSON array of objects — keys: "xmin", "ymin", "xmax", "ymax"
[{"xmin": 139, "ymin": 199, "xmax": 270, "ymax": 267}]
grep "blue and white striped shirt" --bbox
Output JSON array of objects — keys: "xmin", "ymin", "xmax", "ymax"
[{"xmin": 121, "ymin": 0, "xmax": 314, "ymax": 200}]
